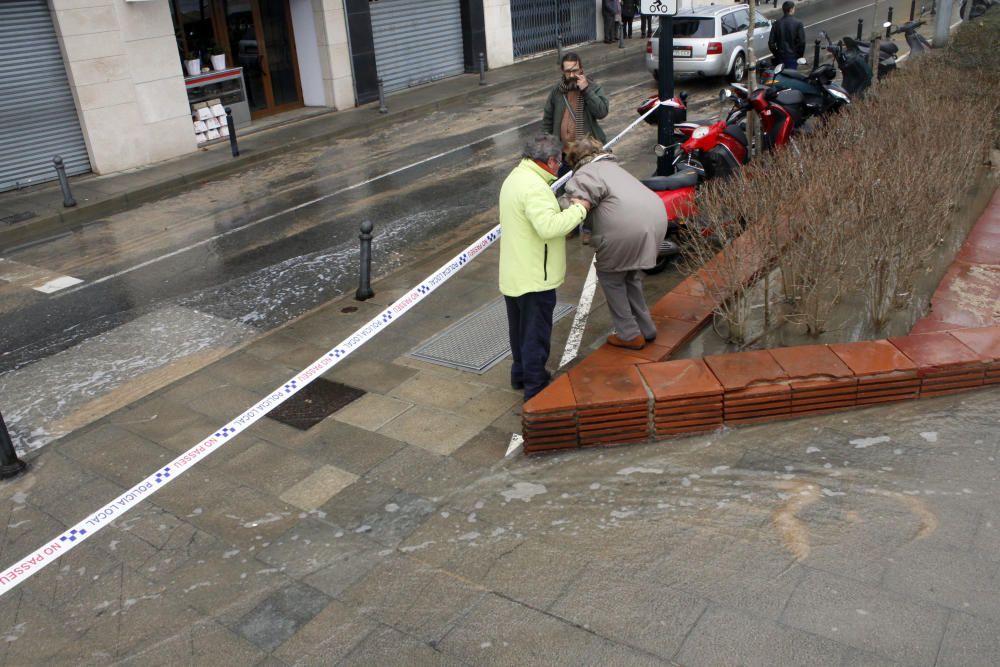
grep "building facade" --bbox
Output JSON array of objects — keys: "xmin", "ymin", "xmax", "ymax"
[{"xmin": 0, "ymin": 0, "xmax": 607, "ymax": 192}]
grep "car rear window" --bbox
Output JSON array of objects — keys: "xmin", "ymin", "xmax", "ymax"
[{"xmin": 653, "ymin": 18, "xmax": 715, "ymax": 39}]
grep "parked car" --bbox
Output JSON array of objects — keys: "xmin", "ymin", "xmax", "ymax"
[{"xmin": 645, "ymin": 4, "xmax": 772, "ymax": 82}]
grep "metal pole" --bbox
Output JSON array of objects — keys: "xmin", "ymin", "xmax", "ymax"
[
  {"xmin": 656, "ymin": 14, "xmax": 675, "ymax": 176},
  {"xmin": 52, "ymin": 156, "xmax": 76, "ymax": 208},
  {"xmin": 557, "ymin": 33, "xmax": 563, "ymax": 61},
  {"xmin": 0, "ymin": 410, "xmax": 27, "ymax": 479},
  {"xmin": 377, "ymin": 78, "xmax": 388, "ymax": 114},
  {"xmin": 225, "ymin": 108, "xmax": 239, "ymax": 157},
  {"xmin": 479, "ymin": 52, "xmax": 487, "ymax": 85},
  {"xmin": 618, "ymin": 19, "xmax": 625, "ymax": 48},
  {"xmin": 355, "ymin": 220, "xmax": 374, "ymax": 301},
  {"xmin": 857, "ymin": 18, "xmax": 864, "ymax": 39},
  {"xmin": 909, "ymin": 0, "xmax": 916, "ymax": 20},
  {"xmin": 886, "ymin": 6, "xmax": 894, "ymax": 37},
  {"xmin": 813, "ymin": 39, "xmax": 821, "ymax": 68},
  {"xmin": 933, "ymin": 0, "xmax": 952, "ymax": 46}
]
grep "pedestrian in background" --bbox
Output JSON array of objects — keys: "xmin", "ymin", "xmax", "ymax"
[
  {"xmin": 542, "ymin": 53, "xmax": 610, "ymax": 171},
  {"xmin": 561, "ymin": 137, "xmax": 667, "ymax": 351},
  {"xmin": 768, "ymin": 1, "xmax": 806, "ymax": 70},
  {"xmin": 602, "ymin": 0, "xmax": 621, "ymax": 43},
  {"xmin": 498, "ymin": 135, "xmax": 592, "ymax": 401},
  {"xmin": 640, "ymin": 3, "xmax": 654, "ymax": 39},
  {"xmin": 621, "ymin": 0, "xmax": 637, "ymax": 38}
]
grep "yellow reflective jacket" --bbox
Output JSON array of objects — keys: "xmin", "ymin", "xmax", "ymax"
[{"xmin": 498, "ymin": 159, "xmax": 588, "ymax": 297}]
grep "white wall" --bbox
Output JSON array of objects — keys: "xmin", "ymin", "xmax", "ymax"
[
  {"xmin": 309, "ymin": 0, "xmax": 353, "ymax": 109},
  {"xmin": 51, "ymin": 0, "xmax": 194, "ymax": 174},
  {"xmin": 290, "ymin": 0, "xmax": 325, "ymax": 106},
  {"xmin": 484, "ymin": 0, "xmax": 514, "ymax": 67}
]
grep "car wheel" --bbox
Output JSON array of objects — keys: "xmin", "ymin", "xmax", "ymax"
[{"xmin": 728, "ymin": 52, "xmax": 746, "ymax": 83}]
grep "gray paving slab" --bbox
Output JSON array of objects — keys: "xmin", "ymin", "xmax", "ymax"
[
  {"xmin": 271, "ymin": 599, "xmax": 377, "ymax": 666},
  {"xmin": 58, "ymin": 423, "xmax": 175, "ymax": 489},
  {"xmin": 339, "ymin": 553, "xmax": 487, "ymax": 644},
  {"xmin": 362, "ymin": 443, "xmax": 480, "ymax": 500},
  {"xmin": 675, "ymin": 604, "xmax": 851, "ymax": 667},
  {"xmin": 338, "ymin": 623, "xmax": 467, "ymax": 667},
  {"xmin": 936, "ymin": 610, "xmax": 1000, "ymax": 667},
  {"xmin": 780, "ymin": 567, "xmax": 950, "ymax": 665},
  {"xmin": 283, "ymin": 420, "xmax": 406, "ymax": 476},
  {"xmin": 234, "ymin": 581, "xmax": 331, "ymax": 652},
  {"xmin": 112, "ymin": 619, "xmax": 267, "ymax": 667},
  {"xmin": 323, "ymin": 356, "xmax": 419, "ymax": 394}
]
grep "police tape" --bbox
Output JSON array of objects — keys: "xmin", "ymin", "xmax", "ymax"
[
  {"xmin": 0, "ymin": 222, "xmax": 503, "ymax": 597},
  {"xmin": 0, "ymin": 101, "xmax": 670, "ymax": 597}
]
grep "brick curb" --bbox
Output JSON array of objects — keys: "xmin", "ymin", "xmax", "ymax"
[{"xmin": 522, "ymin": 184, "xmax": 1000, "ymax": 453}]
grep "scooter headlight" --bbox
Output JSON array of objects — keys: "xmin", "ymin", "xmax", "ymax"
[
  {"xmin": 692, "ymin": 126, "xmax": 710, "ymax": 140},
  {"xmin": 829, "ymin": 88, "xmax": 850, "ymax": 103}
]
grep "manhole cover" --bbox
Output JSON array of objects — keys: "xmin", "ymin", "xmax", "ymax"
[
  {"xmin": 408, "ymin": 296, "xmax": 574, "ymax": 373},
  {"xmin": 265, "ymin": 378, "xmax": 365, "ymax": 430},
  {"xmin": 0, "ymin": 211, "xmax": 36, "ymax": 226}
]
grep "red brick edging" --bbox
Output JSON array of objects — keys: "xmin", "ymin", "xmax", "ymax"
[{"xmin": 522, "ymin": 188, "xmax": 1000, "ymax": 453}]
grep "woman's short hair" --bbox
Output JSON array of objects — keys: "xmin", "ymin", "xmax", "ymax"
[
  {"xmin": 564, "ymin": 136, "xmax": 605, "ymax": 170},
  {"xmin": 522, "ymin": 134, "xmax": 563, "ymax": 161}
]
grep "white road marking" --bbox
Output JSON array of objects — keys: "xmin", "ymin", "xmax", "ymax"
[
  {"xmin": 506, "ymin": 433, "xmax": 524, "ymax": 457},
  {"xmin": 559, "ymin": 257, "xmax": 599, "ymax": 369},
  {"xmin": 58, "ymin": 81, "xmax": 654, "ymax": 297},
  {"xmin": 0, "ymin": 258, "xmax": 85, "ymax": 293}
]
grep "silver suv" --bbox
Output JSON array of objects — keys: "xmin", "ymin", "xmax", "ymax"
[{"xmin": 645, "ymin": 4, "xmax": 771, "ymax": 82}]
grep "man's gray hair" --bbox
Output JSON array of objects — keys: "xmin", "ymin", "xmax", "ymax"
[{"xmin": 522, "ymin": 134, "xmax": 562, "ymax": 162}]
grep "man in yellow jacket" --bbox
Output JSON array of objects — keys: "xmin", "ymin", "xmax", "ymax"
[{"xmin": 499, "ymin": 135, "xmax": 591, "ymax": 401}]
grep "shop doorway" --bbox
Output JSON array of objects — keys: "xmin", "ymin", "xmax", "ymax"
[{"xmin": 171, "ymin": 0, "xmax": 303, "ymax": 118}]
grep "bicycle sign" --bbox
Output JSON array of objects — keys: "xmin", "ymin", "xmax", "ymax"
[{"xmin": 640, "ymin": 0, "xmax": 678, "ymax": 15}]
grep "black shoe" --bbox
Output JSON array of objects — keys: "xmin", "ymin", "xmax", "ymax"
[
  {"xmin": 511, "ymin": 379, "xmax": 524, "ymax": 391},
  {"xmin": 644, "ymin": 333, "xmax": 657, "ymax": 342}
]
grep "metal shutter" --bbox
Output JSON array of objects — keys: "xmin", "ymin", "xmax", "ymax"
[
  {"xmin": 511, "ymin": 0, "xmax": 596, "ymax": 58},
  {"xmin": 370, "ymin": 0, "xmax": 465, "ymax": 94},
  {"xmin": 0, "ymin": 0, "xmax": 91, "ymax": 192}
]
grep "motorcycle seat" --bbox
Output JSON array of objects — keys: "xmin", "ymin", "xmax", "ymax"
[
  {"xmin": 881, "ymin": 42, "xmax": 899, "ymax": 55},
  {"xmin": 776, "ymin": 88, "xmax": 805, "ymax": 106},
  {"xmin": 641, "ymin": 168, "xmax": 700, "ymax": 191},
  {"xmin": 780, "ymin": 69, "xmax": 809, "ymax": 81}
]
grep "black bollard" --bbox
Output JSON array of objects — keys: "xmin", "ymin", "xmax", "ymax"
[
  {"xmin": 618, "ymin": 20, "xmax": 624, "ymax": 48},
  {"xmin": 773, "ymin": 0, "xmax": 777, "ymax": 7},
  {"xmin": 355, "ymin": 220, "xmax": 374, "ymax": 301},
  {"xmin": 479, "ymin": 52, "xmax": 487, "ymax": 86},
  {"xmin": 225, "ymin": 108, "xmax": 239, "ymax": 158},
  {"xmin": 886, "ymin": 7, "xmax": 894, "ymax": 38},
  {"xmin": 857, "ymin": 18, "xmax": 864, "ymax": 40},
  {"xmin": 930, "ymin": 0, "xmax": 936, "ymax": 15},
  {"xmin": 910, "ymin": 0, "xmax": 916, "ymax": 20},
  {"xmin": 52, "ymin": 156, "xmax": 76, "ymax": 208},
  {"xmin": 0, "ymin": 410, "xmax": 27, "ymax": 479},
  {"xmin": 556, "ymin": 33, "xmax": 563, "ymax": 61},
  {"xmin": 813, "ymin": 39, "xmax": 821, "ymax": 68},
  {"xmin": 377, "ymin": 78, "xmax": 388, "ymax": 114}
]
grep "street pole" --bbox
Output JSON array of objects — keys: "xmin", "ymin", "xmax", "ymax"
[
  {"xmin": 656, "ymin": 14, "xmax": 675, "ymax": 176},
  {"xmin": 933, "ymin": 0, "xmax": 953, "ymax": 46},
  {"xmin": 746, "ymin": 1, "xmax": 759, "ymax": 159}
]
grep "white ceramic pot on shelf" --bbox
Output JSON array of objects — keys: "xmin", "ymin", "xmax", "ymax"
[
  {"xmin": 184, "ymin": 58, "xmax": 201, "ymax": 77},
  {"xmin": 210, "ymin": 53, "xmax": 226, "ymax": 71}
]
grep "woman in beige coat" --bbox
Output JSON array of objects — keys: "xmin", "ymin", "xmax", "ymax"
[{"xmin": 562, "ymin": 137, "xmax": 668, "ymax": 350}]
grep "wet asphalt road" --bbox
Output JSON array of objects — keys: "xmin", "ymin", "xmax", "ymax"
[{"xmin": 0, "ymin": 0, "xmax": 939, "ymax": 451}]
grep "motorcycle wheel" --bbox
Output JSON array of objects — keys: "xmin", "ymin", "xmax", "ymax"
[{"xmin": 644, "ymin": 238, "xmax": 681, "ymax": 275}]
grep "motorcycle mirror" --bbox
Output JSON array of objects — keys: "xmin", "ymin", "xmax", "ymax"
[
  {"xmin": 796, "ymin": 57, "xmax": 808, "ymax": 65},
  {"xmin": 774, "ymin": 63, "xmax": 784, "ymax": 73},
  {"xmin": 654, "ymin": 144, "xmax": 668, "ymax": 157},
  {"xmin": 883, "ymin": 21, "xmax": 893, "ymax": 28},
  {"xmin": 718, "ymin": 88, "xmax": 734, "ymax": 103}
]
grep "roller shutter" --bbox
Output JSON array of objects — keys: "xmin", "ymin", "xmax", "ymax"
[
  {"xmin": 511, "ymin": 0, "xmax": 596, "ymax": 58},
  {"xmin": 0, "ymin": 0, "xmax": 91, "ymax": 192},
  {"xmin": 370, "ymin": 0, "xmax": 465, "ymax": 94}
]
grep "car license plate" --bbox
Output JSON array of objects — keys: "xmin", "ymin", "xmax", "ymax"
[{"xmin": 673, "ymin": 47, "xmax": 692, "ymax": 57}]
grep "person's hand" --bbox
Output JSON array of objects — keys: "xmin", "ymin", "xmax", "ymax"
[
  {"xmin": 576, "ymin": 72, "xmax": 589, "ymax": 91},
  {"xmin": 572, "ymin": 198, "xmax": 592, "ymax": 211}
]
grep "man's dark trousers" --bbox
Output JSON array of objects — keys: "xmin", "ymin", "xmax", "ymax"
[
  {"xmin": 602, "ymin": 10, "xmax": 616, "ymax": 41},
  {"xmin": 505, "ymin": 289, "xmax": 556, "ymax": 401}
]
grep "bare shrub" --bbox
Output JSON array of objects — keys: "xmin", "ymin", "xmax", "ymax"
[{"xmin": 678, "ymin": 18, "xmax": 1000, "ymax": 338}]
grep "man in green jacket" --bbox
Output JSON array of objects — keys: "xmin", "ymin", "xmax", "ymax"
[
  {"xmin": 542, "ymin": 53, "xmax": 610, "ymax": 168},
  {"xmin": 499, "ymin": 135, "xmax": 591, "ymax": 401}
]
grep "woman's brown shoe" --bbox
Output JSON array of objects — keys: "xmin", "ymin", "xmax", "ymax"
[{"xmin": 607, "ymin": 334, "xmax": 645, "ymax": 350}]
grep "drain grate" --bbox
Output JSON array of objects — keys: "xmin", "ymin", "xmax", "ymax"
[
  {"xmin": 408, "ymin": 296, "xmax": 574, "ymax": 373},
  {"xmin": 266, "ymin": 378, "xmax": 365, "ymax": 430}
]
